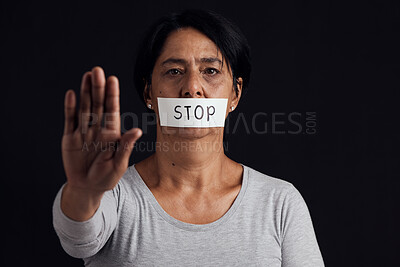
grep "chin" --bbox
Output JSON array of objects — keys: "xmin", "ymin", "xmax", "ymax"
[{"xmin": 161, "ymin": 126, "xmax": 221, "ymax": 139}]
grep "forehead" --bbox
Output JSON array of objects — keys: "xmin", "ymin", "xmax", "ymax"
[{"xmin": 158, "ymin": 27, "xmax": 222, "ymax": 60}]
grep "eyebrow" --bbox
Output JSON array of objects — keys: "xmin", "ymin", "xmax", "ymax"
[
  {"xmin": 200, "ymin": 57, "xmax": 222, "ymax": 65},
  {"xmin": 161, "ymin": 58, "xmax": 186, "ymax": 65},
  {"xmin": 161, "ymin": 57, "xmax": 222, "ymax": 66}
]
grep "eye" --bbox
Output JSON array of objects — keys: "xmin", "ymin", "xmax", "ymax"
[
  {"xmin": 204, "ymin": 68, "xmax": 220, "ymax": 75},
  {"xmin": 166, "ymin": 69, "xmax": 182, "ymax": 76}
]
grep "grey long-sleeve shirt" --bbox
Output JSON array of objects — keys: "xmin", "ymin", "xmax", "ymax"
[{"xmin": 52, "ymin": 164, "xmax": 324, "ymax": 266}]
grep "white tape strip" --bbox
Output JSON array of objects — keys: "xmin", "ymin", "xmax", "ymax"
[{"xmin": 157, "ymin": 97, "xmax": 228, "ymax": 127}]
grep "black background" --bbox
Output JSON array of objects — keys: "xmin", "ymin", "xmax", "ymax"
[{"xmin": 1, "ymin": 0, "xmax": 399, "ymax": 266}]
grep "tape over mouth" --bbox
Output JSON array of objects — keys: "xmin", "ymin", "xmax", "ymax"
[{"xmin": 157, "ymin": 97, "xmax": 228, "ymax": 128}]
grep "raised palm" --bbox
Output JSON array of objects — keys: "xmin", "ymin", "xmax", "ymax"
[{"xmin": 61, "ymin": 67, "xmax": 142, "ymax": 194}]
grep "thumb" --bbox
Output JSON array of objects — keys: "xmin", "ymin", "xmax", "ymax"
[{"xmin": 114, "ymin": 128, "xmax": 142, "ymax": 170}]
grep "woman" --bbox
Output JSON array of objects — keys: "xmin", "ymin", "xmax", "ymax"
[{"xmin": 53, "ymin": 9, "xmax": 324, "ymax": 266}]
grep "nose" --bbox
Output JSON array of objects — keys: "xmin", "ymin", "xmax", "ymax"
[{"xmin": 181, "ymin": 70, "xmax": 203, "ymax": 98}]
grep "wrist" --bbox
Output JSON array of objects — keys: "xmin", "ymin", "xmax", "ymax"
[{"xmin": 61, "ymin": 183, "xmax": 105, "ymax": 222}]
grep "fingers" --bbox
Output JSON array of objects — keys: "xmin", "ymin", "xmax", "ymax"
[
  {"xmin": 77, "ymin": 67, "xmax": 116, "ymax": 138},
  {"xmin": 114, "ymin": 128, "xmax": 143, "ymax": 170},
  {"xmin": 91, "ymin": 67, "xmax": 106, "ymax": 129},
  {"xmin": 64, "ymin": 90, "xmax": 76, "ymax": 135},
  {"xmin": 104, "ymin": 76, "xmax": 120, "ymax": 134},
  {"xmin": 78, "ymin": 71, "xmax": 92, "ymax": 134}
]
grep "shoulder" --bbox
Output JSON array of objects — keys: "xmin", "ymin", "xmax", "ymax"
[
  {"xmin": 242, "ymin": 164, "xmax": 312, "ymax": 222},
  {"xmin": 241, "ymin": 164, "xmax": 307, "ymax": 208},
  {"xmin": 107, "ymin": 165, "xmax": 142, "ymax": 208},
  {"xmin": 244, "ymin": 164, "xmax": 295, "ymax": 194}
]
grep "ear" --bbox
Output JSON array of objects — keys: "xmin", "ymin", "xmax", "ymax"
[
  {"xmin": 143, "ymin": 79, "xmax": 153, "ymax": 106},
  {"xmin": 231, "ymin": 77, "xmax": 243, "ymax": 109}
]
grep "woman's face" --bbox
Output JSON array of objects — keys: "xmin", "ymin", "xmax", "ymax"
[{"xmin": 146, "ymin": 27, "xmax": 242, "ymax": 138}]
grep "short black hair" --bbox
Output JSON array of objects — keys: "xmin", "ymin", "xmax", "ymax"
[{"xmin": 133, "ymin": 9, "xmax": 251, "ymax": 106}]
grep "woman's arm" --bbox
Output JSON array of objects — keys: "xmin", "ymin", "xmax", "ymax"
[
  {"xmin": 52, "ymin": 66, "xmax": 141, "ymax": 258},
  {"xmin": 52, "ymin": 182, "xmax": 121, "ymax": 259}
]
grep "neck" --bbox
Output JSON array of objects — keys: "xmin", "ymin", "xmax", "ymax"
[{"xmin": 151, "ymin": 127, "xmax": 229, "ymax": 192}]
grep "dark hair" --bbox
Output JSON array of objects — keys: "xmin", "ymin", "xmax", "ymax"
[{"xmin": 133, "ymin": 9, "xmax": 251, "ymax": 106}]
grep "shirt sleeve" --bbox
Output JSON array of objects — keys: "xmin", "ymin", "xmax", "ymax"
[
  {"xmin": 52, "ymin": 183, "xmax": 121, "ymax": 259},
  {"xmin": 281, "ymin": 185, "xmax": 325, "ymax": 267}
]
